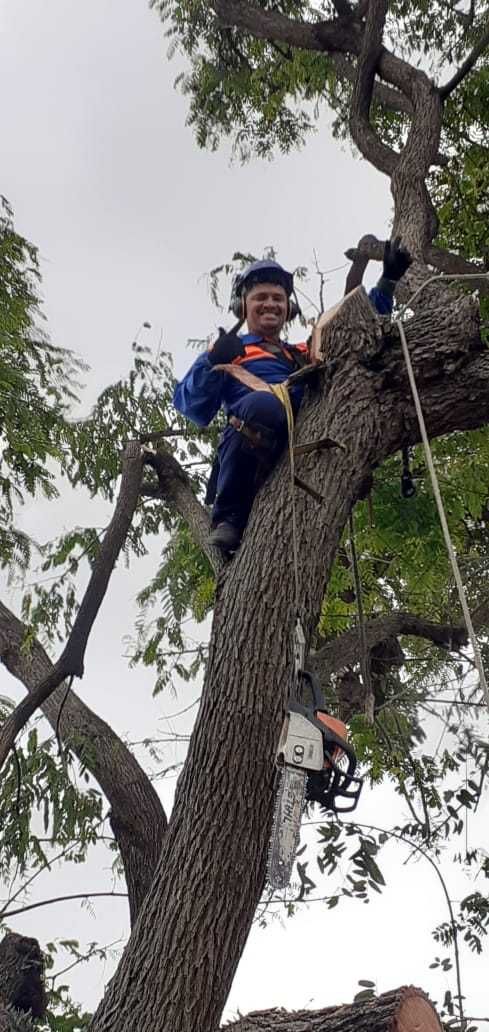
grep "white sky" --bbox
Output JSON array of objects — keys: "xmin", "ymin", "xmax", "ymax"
[{"xmin": 0, "ymin": 0, "xmax": 487, "ymax": 1026}]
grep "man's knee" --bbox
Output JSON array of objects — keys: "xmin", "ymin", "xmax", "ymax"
[{"xmin": 235, "ymin": 391, "xmax": 287, "ymax": 431}]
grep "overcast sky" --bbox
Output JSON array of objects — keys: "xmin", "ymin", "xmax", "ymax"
[{"xmin": 0, "ymin": 0, "xmax": 487, "ymax": 1025}]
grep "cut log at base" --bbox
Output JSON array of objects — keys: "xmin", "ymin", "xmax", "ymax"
[
  {"xmin": 222, "ymin": 986, "xmax": 442, "ymax": 1032},
  {"xmin": 0, "ymin": 933, "xmax": 46, "ymax": 1031}
]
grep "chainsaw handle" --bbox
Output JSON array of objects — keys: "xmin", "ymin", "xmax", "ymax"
[{"xmin": 298, "ymin": 668, "xmax": 324, "ymax": 712}]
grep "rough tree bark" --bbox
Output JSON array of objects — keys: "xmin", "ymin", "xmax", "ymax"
[
  {"xmin": 89, "ymin": 284, "xmax": 487, "ymax": 1031},
  {"xmin": 221, "ymin": 986, "xmax": 442, "ymax": 1032}
]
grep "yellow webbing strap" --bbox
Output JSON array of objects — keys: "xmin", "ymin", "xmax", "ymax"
[{"xmin": 215, "ymin": 362, "xmax": 301, "ymax": 616}]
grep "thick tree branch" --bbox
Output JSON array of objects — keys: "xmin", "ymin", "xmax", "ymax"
[
  {"xmin": 142, "ymin": 446, "xmax": 225, "ymax": 576},
  {"xmin": 428, "ymin": 244, "xmax": 489, "ymax": 279},
  {"xmin": 209, "ymin": 0, "xmax": 420, "ymax": 104},
  {"xmin": 311, "ymin": 610, "xmax": 470, "ymax": 683},
  {"xmin": 349, "ymin": 0, "xmax": 397, "ymax": 175},
  {"xmin": 390, "ymin": 73, "xmax": 443, "ymax": 251},
  {"xmin": 0, "ymin": 441, "xmax": 143, "ymax": 772},
  {"xmin": 0, "ymin": 599, "xmax": 167, "ymax": 925},
  {"xmin": 209, "ymin": 0, "xmax": 354, "ymax": 53},
  {"xmin": 220, "ymin": 986, "xmax": 442, "ymax": 1031},
  {"xmin": 345, "ymin": 235, "xmax": 489, "ymax": 296},
  {"xmin": 213, "ymin": 2, "xmax": 412, "ymax": 119},
  {"xmin": 439, "ymin": 21, "xmax": 489, "ymax": 98}
]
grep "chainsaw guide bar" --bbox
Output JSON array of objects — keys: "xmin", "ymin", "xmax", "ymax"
[{"xmin": 267, "ymin": 670, "xmax": 363, "ymax": 891}]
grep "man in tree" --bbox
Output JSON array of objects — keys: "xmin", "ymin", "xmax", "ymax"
[{"xmin": 174, "ymin": 246, "xmax": 411, "ymax": 551}]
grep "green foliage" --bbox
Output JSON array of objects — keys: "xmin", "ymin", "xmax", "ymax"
[
  {"xmin": 0, "ymin": 726, "xmax": 103, "ymax": 883},
  {"xmin": 130, "ymin": 519, "xmax": 212, "ymax": 693},
  {"xmin": 39, "ymin": 938, "xmax": 125, "ymax": 1030},
  {"xmin": 322, "ymin": 429, "xmax": 489, "ymax": 628},
  {"xmin": 151, "ymin": 0, "xmax": 328, "ymax": 160},
  {"xmin": 151, "ymin": 0, "xmax": 489, "ymax": 186},
  {"xmin": 14, "ymin": 340, "xmax": 215, "ymax": 651},
  {"xmin": 64, "ymin": 344, "xmax": 179, "ymax": 500},
  {"xmin": 0, "ymin": 197, "xmax": 85, "ymax": 571},
  {"xmin": 431, "ymin": 63, "xmax": 489, "ymax": 269}
]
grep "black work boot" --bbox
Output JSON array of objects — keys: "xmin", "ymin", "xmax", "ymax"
[{"xmin": 208, "ymin": 521, "xmax": 242, "ymax": 552}]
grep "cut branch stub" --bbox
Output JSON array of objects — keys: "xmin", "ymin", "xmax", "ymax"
[{"xmin": 0, "ymin": 933, "xmax": 46, "ymax": 1020}]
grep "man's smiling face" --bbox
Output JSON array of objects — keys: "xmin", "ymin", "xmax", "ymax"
[{"xmin": 244, "ymin": 282, "xmax": 289, "ymax": 339}]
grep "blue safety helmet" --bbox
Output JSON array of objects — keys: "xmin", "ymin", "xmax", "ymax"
[{"xmin": 230, "ymin": 260, "xmax": 297, "ymax": 320}]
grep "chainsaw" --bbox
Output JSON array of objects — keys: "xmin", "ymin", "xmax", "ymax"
[{"xmin": 267, "ymin": 668, "xmax": 363, "ymax": 890}]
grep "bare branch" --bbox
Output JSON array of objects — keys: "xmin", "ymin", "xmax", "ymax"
[
  {"xmin": 142, "ymin": 446, "xmax": 225, "ymax": 576},
  {"xmin": 1, "ymin": 892, "xmax": 127, "ymax": 921},
  {"xmin": 0, "ymin": 441, "xmax": 143, "ymax": 772},
  {"xmin": 440, "ymin": 21, "xmax": 489, "ymax": 98},
  {"xmin": 349, "ymin": 0, "xmax": 397, "ymax": 175}
]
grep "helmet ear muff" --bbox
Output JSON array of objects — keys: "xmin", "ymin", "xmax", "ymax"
[
  {"xmin": 287, "ymin": 290, "xmax": 303, "ymax": 322},
  {"xmin": 230, "ymin": 291, "xmax": 245, "ymax": 321},
  {"xmin": 287, "ymin": 299, "xmax": 300, "ymax": 322}
]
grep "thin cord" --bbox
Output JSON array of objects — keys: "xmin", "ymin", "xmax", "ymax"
[{"xmin": 395, "ymin": 274, "xmax": 489, "ymax": 711}]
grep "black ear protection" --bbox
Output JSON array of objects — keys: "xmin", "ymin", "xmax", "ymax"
[{"xmin": 230, "ymin": 285, "xmax": 301, "ymax": 323}]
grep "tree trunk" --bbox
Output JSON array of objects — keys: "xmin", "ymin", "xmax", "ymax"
[
  {"xmin": 221, "ymin": 986, "xmax": 442, "ymax": 1031},
  {"xmin": 90, "ymin": 289, "xmax": 487, "ymax": 1031}
]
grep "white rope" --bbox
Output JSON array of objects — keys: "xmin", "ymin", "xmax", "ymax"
[{"xmin": 395, "ymin": 270, "xmax": 489, "ymax": 711}]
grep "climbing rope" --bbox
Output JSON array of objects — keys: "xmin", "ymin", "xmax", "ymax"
[{"xmin": 396, "ymin": 271, "xmax": 489, "ymax": 712}]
